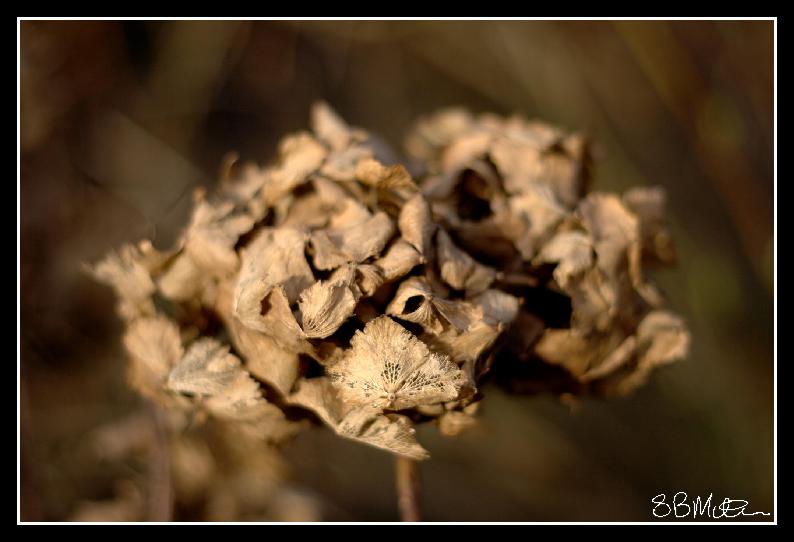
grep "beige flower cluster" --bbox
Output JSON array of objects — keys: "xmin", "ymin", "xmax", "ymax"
[{"xmin": 90, "ymin": 103, "xmax": 689, "ymax": 461}]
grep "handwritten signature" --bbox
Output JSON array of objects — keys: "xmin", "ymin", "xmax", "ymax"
[{"xmin": 652, "ymin": 492, "xmax": 771, "ymax": 519}]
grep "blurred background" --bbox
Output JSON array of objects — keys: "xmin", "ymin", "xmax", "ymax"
[{"xmin": 20, "ymin": 19, "xmax": 774, "ymax": 522}]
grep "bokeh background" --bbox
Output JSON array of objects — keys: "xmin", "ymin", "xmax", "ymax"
[{"xmin": 20, "ymin": 19, "xmax": 774, "ymax": 522}]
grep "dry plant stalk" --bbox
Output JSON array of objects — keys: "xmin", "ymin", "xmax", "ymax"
[
  {"xmin": 395, "ymin": 457, "xmax": 421, "ymax": 522},
  {"xmin": 89, "ymin": 103, "xmax": 690, "ymax": 521}
]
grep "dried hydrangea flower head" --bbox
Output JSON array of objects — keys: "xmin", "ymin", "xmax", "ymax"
[{"xmin": 90, "ymin": 102, "xmax": 689, "ymax": 468}]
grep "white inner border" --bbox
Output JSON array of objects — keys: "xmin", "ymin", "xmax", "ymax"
[{"xmin": 17, "ymin": 16, "xmax": 777, "ymax": 526}]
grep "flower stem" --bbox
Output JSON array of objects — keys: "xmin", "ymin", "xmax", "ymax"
[
  {"xmin": 146, "ymin": 401, "xmax": 173, "ymax": 522},
  {"xmin": 395, "ymin": 456, "xmax": 421, "ymax": 522}
]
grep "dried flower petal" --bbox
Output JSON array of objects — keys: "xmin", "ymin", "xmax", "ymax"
[
  {"xmin": 278, "ymin": 192, "xmax": 330, "ymax": 230},
  {"xmin": 534, "ymin": 329, "xmax": 614, "ymax": 378},
  {"xmin": 337, "ymin": 410, "xmax": 429, "ymax": 460},
  {"xmin": 167, "ymin": 338, "xmax": 299, "ymax": 441},
  {"xmin": 355, "ymin": 158, "xmax": 417, "ymax": 191},
  {"xmin": 509, "ymin": 185, "xmax": 567, "ymax": 259},
  {"xmin": 328, "ymin": 198, "xmax": 372, "ymax": 229},
  {"xmin": 329, "ymin": 316, "xmax": 466, "ymax": 410},
  {"xmin": 157, "ymin": 252, "xmax": 205, "ymax": 302},
  {"xmin": 398, "ymin": 193, "xmax": 435, "ymax": 257},
  {"xmin": 237, "ymin": 285, "xmax": 309, "ymax": 353},
  {"xmin": 636, "ymin": 311, "xmax": 690, "ymax": 370},
  {"xmin": 437, "ymin": 410, "xmax": 478, "ymax": 437},
  {"xmin": 536, "ymin": 231, "xmax": 594, "ymax": 289},
  {"xmin": 490, "ymin": 132, "xmax": 587, "ymax": 208},
  {"xmin": 436, "ymin": 229, "xmax": 496, "ymax": 294},
  {"xmin": 535, "ymin": 311, "xmax": 685, "ymax": 388},
  {"xmin": 310, "ymin": 211, "xmax": 394, "ymax": 270},
  {"xmin": 386, "ymin": 277, "xmax": 446, "ymax": 334},
  {"xmin": 86, "ymin": 243, "xmax": 157, "ymax": 320},
  {"xmin": 289, "ymin": 378, "xmax": 428, "ymax": 459},
  {"xmin": 204, "ymin": 371, "xmax": 300, "ymax": 442},
  {"xmin": 424, "ymin": 320, "xmax": 501, "ymax": 369},
  {"xmin": 441, "ymin": 131, "xmax": 493, "ymax": 172},
  {"xmin": 184, "ymin": 196, "xmax": 255, "ymax": 277},
  {"xmin": 578, "ymin": 193, "xmax": 641, "ymax": 285},
  {"xmin": 168, "ymin": 338, "xmax": 242, "ymax": 397},
  {"xmin": 432, "ymin": 297, "xmax": 483, "ymax": 333},
  {"xmin": 220, "ymin": 161, "xmax": 269, "ymax": 221},
  {"xmin": 309, "ymin": 231, "xmax": 352, "ymax": 270},
  {"xmin": 567, "ymin": 267, "xmax": 618, "ymax": 332},
  {"xmin": 582, "ymin": 311, "xmax": 689, "ymax": 395},
  {"xmin": 289, "ymin": 377, "xmax": 349, "ymax": 427},
  {"xmin": 312, "ymin": 176, "xmax": 349, "ymax": 204},
  {"xmin": 354, "ymin": 264, "xmax": 385, "ymax": 296},
  {"xmin": 311, "ymin": 101, "xmax": 366, "ymax": 151},
  {"xmin": 436, "ymin": 209, "xmax": 522, "ymax": 266},
  {"xmin": 235, "ymin": 227, "xmax": 314, "ymax": 312},
  {"xmin": 622, "ymin": 186, "xmax": 676, "ymax": 266},
  {"xmin": 404, "ymin": 107, "xmax": 474, "ymax": 163},
  {"xmin": 320, "ymin": 146, "xmax": 370, "ymax": 183},
  {"xmin": 216, "ymin": 279, "xmax": 301, "ymax": 396},
  {"xmin": 233, "ymin": 328, "xmax": 301, "ymax": 397},
  {"xmin": 580, "ymin": 335, "xmax": 637, "ymax": 383},
  {"xmin": 374, "ymin": 239, "xmax": 423, "ymax": 282},
  {"xmin": 263, "ymin": 132, "xmax": 327, "ymax": 204},
  {"xmin": 298, "ymin": 266, "xmax": 359, "ymax": 339},
  {"xmin": 471, "ymin": 289, "xmax": 521, "ymax": 325},
  {"xmin": 123, "ymin": 315, "xmax": 183, "ymax": 396},
  {"xmin": 386, "ymin": 274, "xmax": 483, "ymax": 336}
]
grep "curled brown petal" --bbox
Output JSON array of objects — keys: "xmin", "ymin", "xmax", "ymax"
[
  {"xmin": 435, "ymin": 229, "xmax": 496, "ymax": 294},
  {"xmin": 398, "ymin": 193, "xmax": 435, "ymax": 257},
  {"xmin": 298, "ymin": 268, "xmax": 359, "ymax": 339}
]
